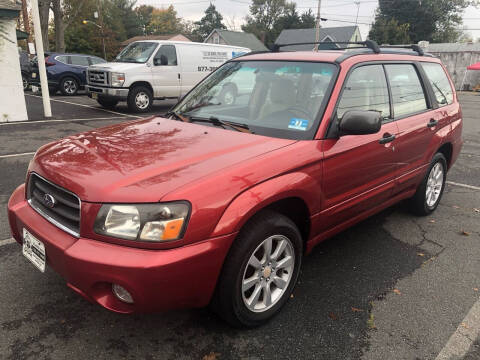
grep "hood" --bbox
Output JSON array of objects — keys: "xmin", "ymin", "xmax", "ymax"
[
  {"xmin": 89, "ymin": 62, "xmax": 147, "ymax": 72},
  {"xmin": 31, "ymin": 118, "xmax": 296, "ymax": 203}
]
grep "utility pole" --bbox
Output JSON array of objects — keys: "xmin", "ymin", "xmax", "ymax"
[
  {"xmin": 314, "ymin": 0, "xmax": 322, "ymax": 51},
  {"xmin": 354, "ymin": 1, "xmax": 361, "ymax": 25},
  {"xmin": 31, "ymin": 0, "xmax": 52, "ymax": 117}
]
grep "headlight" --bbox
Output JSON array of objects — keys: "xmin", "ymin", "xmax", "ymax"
[
  {"xmin": 111, "ymin": 72, "xmax": 125, "ymax": 87},
  {"xmin": 94, "ymin": 202, "xmax": 190, "ymax": 242}
]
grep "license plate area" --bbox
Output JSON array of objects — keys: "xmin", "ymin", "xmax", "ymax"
[{"xmin": 22, "ymin": 228, "xmax": 46, "ymax": 272}]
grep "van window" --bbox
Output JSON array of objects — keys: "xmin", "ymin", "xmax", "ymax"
[
  {"xmin": 154, "ymin": 45, "xmax": 177, "ymax": 66},
  {"xmin": 70, "ymin": 56, "xmax": 90, "ymax": 66},
  {"xmin": 385, "ymin": 64, "xmax": 428, "ymax": 118},
  {"xmin": 421, "ymin": 63, "xmax": 453, "ymax": 106},
  {"xmin": 337, "ymin": 65, "xmax": 390, "ymax": 120}
]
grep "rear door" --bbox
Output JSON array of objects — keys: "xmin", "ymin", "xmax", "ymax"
[
  {"xmin": 151, "ymin": 44, "xmax": 181, "ymax": 98},
  {"xmin": 321, "ymin": 64, "xmax": 399, "ymax": 231},
  {"xmin": 384, "ymin": 63, "xmax": 442, "ymax": 194}
]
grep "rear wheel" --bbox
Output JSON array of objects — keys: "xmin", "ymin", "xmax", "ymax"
[
  {"xmin": 212, "ymin": 210, "xmax": 302, "ymax": 328},
  {"xmin": 408, "ymin": 153, "xmax": 447, "ymax": 216},
  {"xmin": 127, "ymin": 86, "xmax": 153, "ymax": 113},
  {"xmin": 60, "ymin": 77, "xmax": 79, "ymax": 96},
  {"xmin": 97, "ymin": 97, "xmax": 119, "ymax": 109}
]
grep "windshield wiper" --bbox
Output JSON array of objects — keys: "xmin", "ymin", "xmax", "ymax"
[
  {"xmin": 165, "ymin": 110, "xmax": 186, "ymax": 122},
  {"xmin": 189, "ymin": 116, "xmax": 251, "ymax": 133}
]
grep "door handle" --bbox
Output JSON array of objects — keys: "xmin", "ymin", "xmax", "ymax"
[
  {"xmin": 427, "ymin": 119, "xmax": 438, "ymax": 128},
  {"xmin": 379, "ymin": 133, "xmax": 396, "ymax": 144},
  {"xmin": 178, "ymin": 73, "xmax": 181, "ymax": 79}
]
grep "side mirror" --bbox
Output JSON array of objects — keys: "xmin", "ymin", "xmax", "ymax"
[
  {"xmin": 154, "ymin": 55, "xmax": 168, "ymax": 66},
  {"xmin": 339, "ymin": 110, "xmax": 382, "ymax": 136}
]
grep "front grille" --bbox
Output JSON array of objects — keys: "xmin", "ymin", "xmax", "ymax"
[
  {"xmin": 88, "ymin": 70, "xmax": 108, "ymax": 85},
  {"xmin": 27, "ymin": 173, "xmax": 81, "ymax": 237}
]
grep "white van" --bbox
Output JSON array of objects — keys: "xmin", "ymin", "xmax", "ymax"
[{"xmin": 85, "ymin": 41, "xmax": 250, "ymax": 112}]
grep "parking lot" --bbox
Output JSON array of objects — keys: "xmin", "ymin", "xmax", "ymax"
[{"xmin": 0, "ymin": 92, "xmax": 479, "ymax": 359}]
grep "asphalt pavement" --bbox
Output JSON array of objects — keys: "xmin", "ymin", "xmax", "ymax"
[{"xmin": 0, "ymin": 93, "xmax": 478, "ymax": 360}]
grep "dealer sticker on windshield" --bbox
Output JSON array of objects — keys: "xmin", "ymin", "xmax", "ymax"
[{"xmin": 288, "ymin": 118, "xmax": 309, "ymax": 131}]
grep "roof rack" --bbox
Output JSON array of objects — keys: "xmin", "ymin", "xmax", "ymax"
[
  {"xmin": 272, "ymin": 40, "xmax": 381, "ymax": 53},
  {"xmin": 379, "ymin": 44, "xmax": 424, "ymax": 56}
]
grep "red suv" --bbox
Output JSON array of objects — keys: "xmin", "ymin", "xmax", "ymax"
[{"xmin": 8, "ymin": 41, "xmax": 462, "ymax": 327}]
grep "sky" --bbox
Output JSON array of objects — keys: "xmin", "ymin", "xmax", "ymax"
[{"xmin": 136, "ymin": 0, "xmax": 480, "ymax": 42}]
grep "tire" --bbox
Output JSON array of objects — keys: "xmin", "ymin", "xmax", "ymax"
[
  {"xmin": 212, "ymin": 210, "xmax": 303, "ymax": 328},
  {"xmin": 127, "ymin": 86, "xmax": 153, "ymax": 113},
  {"xmin": 408, "ymin": 152, "xmax": 447, "ymax": 216},
  {"xmin": 220, "ymin": 84, "xmax": 238, "ymax": 105},
  {"xmin": 97, "ymin": 97, "xmax": 119, "ymax": 109},
  {"xmin": 22, "ymin": 74, "xmax": 29, "ymax": 90},
  {"xmin": 59, "ymin": 77, "xmax": 79, "ymax": 96}
]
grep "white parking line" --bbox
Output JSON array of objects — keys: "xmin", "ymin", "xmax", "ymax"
[
  {"xmin": 0, "ymin": 152, "xmax": 35, "ymax": 159},
  {"xmin": 435, "ymin": 297, "xmax": 480, "ymax": 360},
  {"xmin": 0, "ymin": 238, "xmax": 15, "ymax": 247},
  {"xmin": 0, "ymin": 116, "xmax": 134, "ymax": 126},
  {"xmin": 447, "ymin": 181, "xmax": 480, "ymax": 191},
  {"xmin": 25, "ymin": 93, "xmax": 144, "ymax": 119}
]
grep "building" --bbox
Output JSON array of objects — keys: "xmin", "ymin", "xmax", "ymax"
[
  {"xmin": 0, "ymin": 0, "xmax": 27, "ymax": 122},
  {"xmin": 204, "ymin": 29, "xmax": 268, "ymax": 52},
  {"xmin": 421, "ymin": 42, "xmax": 480, "ymax": 90},
  {"xmin": 275, "ymin": 26, "xmax": 362, "ymax": 51},
  {"xmin": 121, "ymin": 34, "xmax": 191, "ymax": 47}
]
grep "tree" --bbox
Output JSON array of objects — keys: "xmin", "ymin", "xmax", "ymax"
[
  {"xmin": 369, "ymin": 18, "xmax": 411, "ymax": 45},
  {"xmin": 38, "ymin": 0, "xmax": 50, "ymax": 50},
  {"xmin": 146, "ymin": 5, "xmax": 182, "ymax": 35},
  {"xmin": 300, "ymin": 9, "xmax": 315, "ymax": 28},
  {"xmin": 135, "ymin": 5, "xmax": 154, "ymax": 35},
  {"xmin": 369, "ymin": 0, "xmax": 478, "ymax": 44},
  {"xmin": 193, "ymin": 3, "xmax": 226, "ymax": 40}
]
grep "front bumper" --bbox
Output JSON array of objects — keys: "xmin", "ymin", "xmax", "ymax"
[
  {"xmin": 8, "ymin": 184, "xmax": 236, "ymax": 313},
  {"xmin": 86, "ymin": 85, "xmax": 129, "ymax": 100}
]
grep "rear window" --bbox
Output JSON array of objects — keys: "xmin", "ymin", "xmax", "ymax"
[
  {"xmin": 421, "ymin": 63, "xmax": 454, "ymax": 106},
  {"xmin": 385, "ymin": 64, "xmax": 428, "ymax": 118}
]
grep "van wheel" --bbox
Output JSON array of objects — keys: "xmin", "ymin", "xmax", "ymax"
[
  {"xmin": 97, "ymin": 97, "xmax": 118, "ymax": 109},
  {"xmin": 127, "ymin": 86, "xmax": 152, "ymax": 113},
  {"xmin": 212, "ymin": 210, "xmax": 302, "ymax": 328},
  {"xmin": 220, "ymin": 84, "xmax": 237, "ymax": 105},
  {"xmin": 60, "ymin": 77, "xmax": 79, "ymax": 96},
  {"xmin": 408, "ymin": 153, "xmax": 447, "ymax": 216}
]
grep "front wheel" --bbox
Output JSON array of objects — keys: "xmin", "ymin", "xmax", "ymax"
[
  {"xmin": 408, "ymin": 152, "xmax": 447, "ymax": 216},
  {"xmin": 127, "ymin": 86, "xmax": 153, "ymax": 113},
  {"xmin": 212, "ymin": 210, "xmax": 303, "ymax": 327}
]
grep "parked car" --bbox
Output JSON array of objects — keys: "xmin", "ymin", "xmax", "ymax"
[
  {"xmin": 19, "ymin": 50, "xmax": 32, "ymax": 90},
  {"xmin": 30, "ymin": 53, "xmax": 106, "ymax": 96},
  {"xmin": 85, "ymin": 41, "xmax": 250, "ymax": 112},
  {"xmin": 8, "ymin": 41, "xmax": 462, "ymax": 327}
]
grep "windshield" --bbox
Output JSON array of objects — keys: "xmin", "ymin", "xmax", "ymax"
[
  {"xmin": 172, "ymin": 61, "xmax": 337, "ymax": 139},
  {"xmin": 114, "ymin": 42, "xmax": 158, "ymax": 63}
]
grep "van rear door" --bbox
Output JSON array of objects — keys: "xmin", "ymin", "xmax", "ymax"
[{"xmin": 151, "ymin": 44, "xmax": 181, "ymax": 98}]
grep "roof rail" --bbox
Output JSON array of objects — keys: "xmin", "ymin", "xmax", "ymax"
[
  {"xmin": 272, "ymin": 40, "xmax": 381, "ymax": 53},
  {"xmin": 379, "ymin": 44, "xmax": 424, "ymax": 56}
]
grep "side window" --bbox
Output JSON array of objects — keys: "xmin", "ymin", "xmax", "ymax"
[
  {"xmin": 55, "ymin": 55, "xmax": 68, "ymax": 64},
  {"xmin": 385, "ymin": 64, "xmax": 428, "ymax": 118},
  {"xmin": 154, "ymin": 45, "xmax": 177, "ymax": 66},
  {"xmin": 70, "ymin": 56, "xmax": 90, "ymax": 66},
  {"xmin": 337, "ymin": 65, "xmax": 390, "ymax": 120},
  {"xmin": 89, "ymin": 57, "xmax": 106, "ymax": 65},
  {"xmin": 421, "ymin": 62, "xmax": 454, "ymax": 106}
]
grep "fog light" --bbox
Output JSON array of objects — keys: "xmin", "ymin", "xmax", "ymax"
[{"xmin": 112, "ymin": 284, "xmax": 134, "ymax": 304}]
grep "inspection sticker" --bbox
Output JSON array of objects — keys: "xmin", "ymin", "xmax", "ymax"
[{"xmin": 288, "ymin": 118, "xmax": 309, "ymax": 131}]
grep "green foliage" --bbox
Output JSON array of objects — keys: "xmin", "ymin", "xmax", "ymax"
[
  {"xmin": 193, "ymin": 4, "xmax": 226, "ymax": 40},
  {"xmin": 369, "ymin": 18, "xmax": 411, "ymax": 45},
  {"xmin": 369, "ymin": 0, "xmax": 478, "ymax": 44},
  {"xmin": 146, "ymin": 5, "xmax": 183, "ymax": 35},
  {"xmin": 242, "ymin": 0, "xmax": 317, "ymax": 48}
]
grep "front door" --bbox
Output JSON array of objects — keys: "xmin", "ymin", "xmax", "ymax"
[
  {"xmin": 151, "ymin": 45, "xmax": 181, "ymax": 98},
  {"xmin": 320, "ymin": 64, "xmax": 399, "ymax": 232}
]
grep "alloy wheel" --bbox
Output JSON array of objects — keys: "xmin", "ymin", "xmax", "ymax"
[
  {"xmin": 64, "ymin": 80, "xmax": 77, "ymax": 94},
  {"xmin": 426, "ymin": 162, "xmax": 444, "ymax": 207},
  {"xmin": 242, "ymin": 235, "xmax": 295, "ymax": 313}
]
